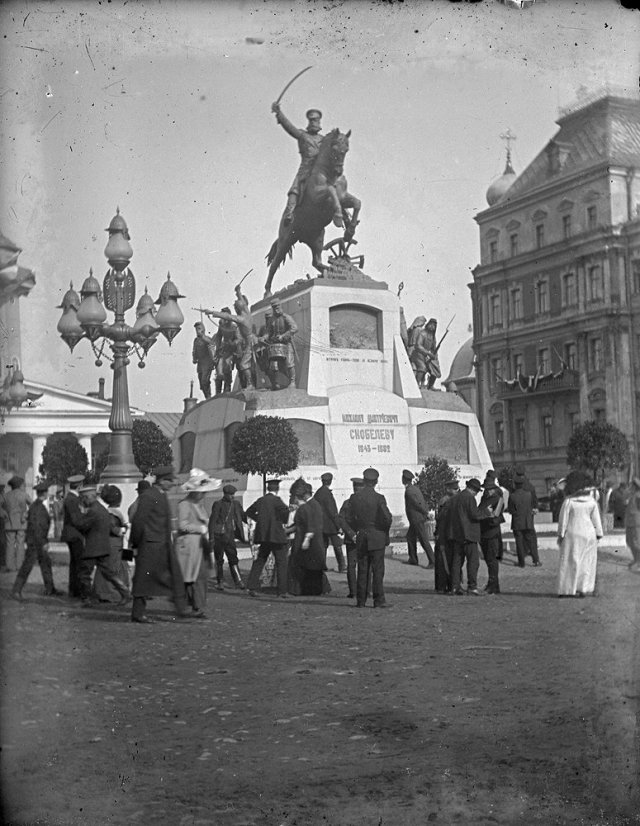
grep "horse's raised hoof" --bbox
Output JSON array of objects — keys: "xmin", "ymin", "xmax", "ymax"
[{"xmin": 332, "ymin": 213, "xmax": 344, "ymax": 228}]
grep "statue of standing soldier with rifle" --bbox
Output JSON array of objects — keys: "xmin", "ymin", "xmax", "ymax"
[{"xmin": 409, "ymin": 317, "xmax": 444, "ymax": 390}]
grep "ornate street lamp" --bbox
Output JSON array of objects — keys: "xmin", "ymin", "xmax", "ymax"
[
  {"xmin": 57, "ymin": 209, "xmax": 184, "ymax": 482},
  {"xmin": 0, "ymin": 359, "xmax": 30, "ymax": 422}
]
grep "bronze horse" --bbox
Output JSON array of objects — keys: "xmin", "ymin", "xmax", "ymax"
[{"xmin": 265, "ymin": 128, "xmax": 361, "ymax": 295}]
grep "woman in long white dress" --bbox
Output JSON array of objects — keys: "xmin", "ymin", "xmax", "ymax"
[
  {"xmin": 175, "ymin": 469, "xmax": 221, "ymax": 617},
  {"xmin": 557, "ymin": 471, "xmax": 603, "ymax": 597}
]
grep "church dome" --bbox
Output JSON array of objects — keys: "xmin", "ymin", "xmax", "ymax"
[
  {"xmin": 444, "ymin": 338, "xmax": 475, "ymax": 386},
  {"xmin": 485, "ymin": 154, "xmax": 517, "ymax": 206}
]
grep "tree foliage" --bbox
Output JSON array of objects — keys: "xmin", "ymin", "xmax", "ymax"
[
  {"xmin": 567, "ymin": 421, "xmax": 629, "ymax": 490},
  {"xmin": 415, "ymin": 455, "xmax": 459, "ymax": 510},
  {"xmin": 496, "ymin": 464, "xmax": 518, "ymax": 493},
  {"xmin": 230, "ymin": 415, "xmax": 299, "ymax": 492},
  {"xmin": 131, "ymin": 419, "xmax": 173, "ymax": 475},
  {"xmin": 39, "ymin": 434, "xmax": 88, "ymax": 485}
]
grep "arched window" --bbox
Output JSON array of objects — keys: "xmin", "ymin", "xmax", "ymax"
[
  {"xmin": 329, "ymin": 304, "xmax": 382, "ymax": 350},
  {"xmin": 178, "ymin": 431, "xmax": 196, "ymax": 473},
  {"xmin": 417, "ymin": 421, "xmax": 469, "ymax": 464},
  {"xmin": 288, "ymin": 419, "xmax": 326, "ymax": 465}
]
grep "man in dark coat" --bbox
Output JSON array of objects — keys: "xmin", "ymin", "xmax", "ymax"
[
  {"xmin": 11, "ymin": 482, "xmax": 63, "ymax": 600},
  {"xmin": 402, "ymin": 469, "xmax": 435, "ymax": 567},
  {"xmin": 350, "ymin": 468, "xmax": 393, "ymax": 608},
  {"xmin": 314, "ymin": 472, "xmax": 347, "ymax": 573},
  {"xmin": 77, "ymin": 485, "xmax": 131, "ymax": 608},
  {"xmin": 61, "ymin": 473, "xmax": 86, "ymax": 598},
  {"xmin": 245, "ymin": 479, "xmax": 291, "ymax": 598},
  {"xmin": 449, "ymin": 478, "xmax": 489, "ymax": 595},
  {"xmin": 434, "ymin": 480, "xmax": 459, "ymax": 593},
  {"xmin": 479, "ymin": 474, "xmax": 505, "ymax": 594},
  {"xmin": 339, "ymin": 476, "xmax": 366, "ymax": 599},
  {"xmin": 129, "ymin": 466, "xmax": 187, "ymax": 623},
  {"xmin": 209, "ymin": 484, "xmax": 247, "ymax": 590},
  {"xmin": 508, "ymin": 475, "xmax": 541, "ymax": 568}
]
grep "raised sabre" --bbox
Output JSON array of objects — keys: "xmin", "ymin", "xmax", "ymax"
[{"xmin": 274, "ymin": 66, "xmax": 313, "ymax": 107}]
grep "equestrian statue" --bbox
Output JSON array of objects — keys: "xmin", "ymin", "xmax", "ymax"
[{"xmin": 265, "ymin": 84, "xmax": 361, "ymax": 296}]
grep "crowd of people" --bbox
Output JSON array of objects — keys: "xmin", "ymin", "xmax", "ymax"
[{"xmin": 2, "ymin": 462, "xmax": 640, "ymax": 614}]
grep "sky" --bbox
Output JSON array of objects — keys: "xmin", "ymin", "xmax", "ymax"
[{"xmin": 1, "ymin": 0, "xmax": 638, "ymax": 412}]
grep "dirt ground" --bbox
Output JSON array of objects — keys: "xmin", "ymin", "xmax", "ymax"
[{"xmin": 1, "ymin": 539, "xmax": 639, "ymax": 826}]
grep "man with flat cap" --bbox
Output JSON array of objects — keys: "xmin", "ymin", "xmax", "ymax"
[
  {"xmin": 479, "ymin": 472, "xmax": 505, "ymax": 594},
  {"xmin": 350, "ymin": 468, "xmax": 393, "ymax": 608},
  {"xmin": 129, "ymin": 466, "xmax": 188, "ymax": 622},
  {"xmin": 11, "ymin": 482, "xmax": 63, "ymax": 600},
  {"xmin": 245, "ymin": 478, "xmax": 291, "ymax": 598},
  {"xmin": 314, "ymin": 472, "xmax": 347, "ymax": 574},
  {"xmin": 61, "ymin": 473, "xmax": 87, "ymax": 598},
  {"xmin": 271, "ymin": 102, "xmax": 324, "ymax": 225},
  {"xmin": 76, "ymin": 484, "xmax": 131, "ymax": 608},
  {"xmin": 209, "ymin": 484, "xmax": 247, "ymax": 590},
  {"xmin": 339, "ymin": 476, "xmax": 367, "ymax": 599},
  {"xmin": 402, "ymin": 469, "xmax": 435, "ymax": 568},
  {"xmin": 434, "ymin": 479, "xmax": 459, "ymax": 594},
  {"xmin": 449, "ymin": 478, "xmax": 490, "ymax": 596}
]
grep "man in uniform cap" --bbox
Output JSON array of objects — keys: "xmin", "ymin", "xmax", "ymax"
[
  {"xmin": 11, "ymin": 482, "xmax": 63, "ymax": 600},
  {"xmin": 350, "ymin": 468, "xmax": 393, "ymax": 608},
  {"xmin": 402, "ymin": 469, "xmax": 435, "ymax": 568},
  {"xmin": 130, "ymin": 465, "xmax": 189, "ymax": 622},
  {"xmin": 448, "ymin": 478, "xmax": 490, "ymax": 595},
  {"xmin": 314, "ymin": 472, "xmax": 347, "ymax": 573},
  {"xmin": 245, "ymin": 478, "xmax": 291, "ymax": 597},
  {"xmin": 339, "ymin": 477, "xmax": 366, "ymax": 599},
  {"xmin": 271, "ymin": 101, "xmax": 324, "ymax": 225},
  {"xmin": 61, "ymin": 473, "xmax": 87, "ymax": 598},
  {"xmin": 209, "ymin": 484, "xmax": 247, "ymax": 590},
  {"xmin": 192, "ymin": 320, "xmax": 215, "ymax": 399}
]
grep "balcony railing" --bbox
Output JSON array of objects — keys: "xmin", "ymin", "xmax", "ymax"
[{"xmin": 497, "ymin": 369, "xmax": 580, "ymax": 399}]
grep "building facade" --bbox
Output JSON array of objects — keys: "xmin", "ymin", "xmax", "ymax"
[{"xmin": 471, "ymin": 91, "xmax": 640, "ymax": 492}]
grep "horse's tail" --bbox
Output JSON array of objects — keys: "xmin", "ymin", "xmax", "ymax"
[{"xmin": 265, "ymin": 237, "xmax": 295, "ymax": 269}]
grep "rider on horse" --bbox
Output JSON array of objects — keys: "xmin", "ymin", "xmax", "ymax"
[{"xmin": 271, "ymin": 102, "xmax": 324, "ymax": 225}]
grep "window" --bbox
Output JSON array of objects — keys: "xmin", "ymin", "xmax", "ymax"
[
  {"xmin": 510, "ymin": 233, "xmax": 519, "ymax": 257},
  {"xmin": 489, "ymin": 293, "xmax": 502, "ymax": 327},
  {"xmin": 564, "ymin": 342, "xmax": 577, "ymax": 370},
  {"xmin": 516, "ymin": 418, "xmax": 527, "ymax": 450},
  {"xmin": 535, "ymin": 224, "xmax": 545, "ymax": 249},
  {"xmin": 562, "ymin": 214, "xmax": 572, "ymax": 239},
  {"xmin": 569, "ymin": 411, "xmax": 581, "ymax": 434},
  {"xmin": 562, "ymin": 272, "xmax": 577, "ymax": 306},
  {"xmin": 510, "ymin": 287, "xmax": 522, "ymax": 320},
  {"xmin": 489, "ymin": 240, "xmax": 498, "ymax": 263},
  {"xmin": 535, "ymin": 279, "xmax": 549, "ymax": 314},
  {"xmin": 513, "ymin": 352, "xmax": 524, "ymax": 376},
  {"xmin": 538, "ymin": 348, "xmax": 550, "ymax": 374},
  {"xmin": 587, "ymin": 205, "xmax": 597, "ymax": 230},
  {"xmin": 494, "ymin": 420, "xmax": 504, "ymax": 451},
  {"xmin": 541, "ymin": 414, "xmax": 553, "ymax": 448},
  {"xmin": 490, "ymin": 356, "xmax": 503, "ymax": 389},
  {"xmin": 588, "ymin": 337, "xmax": 603, "ymax": 372},
  {"xmin": 632, "ymin": 259, "xmax": 640, "ymax": 293},
  {"xmin": 593, "ymin": 408, "xmax": 606, "ymax": 423},
  {"xmin": 587, "ymin": 266, "xmax": 603, "ymax": 302}
]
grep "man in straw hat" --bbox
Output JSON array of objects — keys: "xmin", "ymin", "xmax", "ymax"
[
  {"xmin": 129, "ymin": 465, "xmax": 188, "ymax": 623},
  {"xmin": 76, "ymin": 484, "xmax": 132, "ymax": 608},
  {"xmin": 61, "ymin": 473, "xmax": 87, "ymax": 598},
  {"xmin": 11, "ymin": 482, "xmax": 63, "ymax": 600}
]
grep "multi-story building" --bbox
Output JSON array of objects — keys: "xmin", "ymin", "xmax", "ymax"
[{"xmin": 470, "ymin": 89, "xmax": 640, "ymax": 492}]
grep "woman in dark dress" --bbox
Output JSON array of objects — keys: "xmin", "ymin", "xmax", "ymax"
[{"xmin": 289, "ymin": 482, "xmax": 330, "ymax": 596}]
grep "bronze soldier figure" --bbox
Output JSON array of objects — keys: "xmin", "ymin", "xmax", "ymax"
[
  {"xmin": 205, "ymin": 286, "xmax": 256, "ymax": 390},
  {"xmin": 212, "ymin": 308, "xmax": 238, "ymax": 394},
  {"xmin": 192, "ymin": 321, "xmax": 215, "ymax": 399},
  {"xmin": 409, "ymin": 317, "xmax": 441, "ymax": 390},
  {"xmin": 271, "ymin": 102, "xmax": 324, "ymax": 225},
  {"xmin": 264, "ymin": 298, "xmax": 298, "ymax": 388}
]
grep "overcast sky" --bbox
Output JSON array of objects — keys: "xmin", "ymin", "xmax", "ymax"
[{"xmin": 1, "ymin": 0, "xmax": 638, "ymax": 411}]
